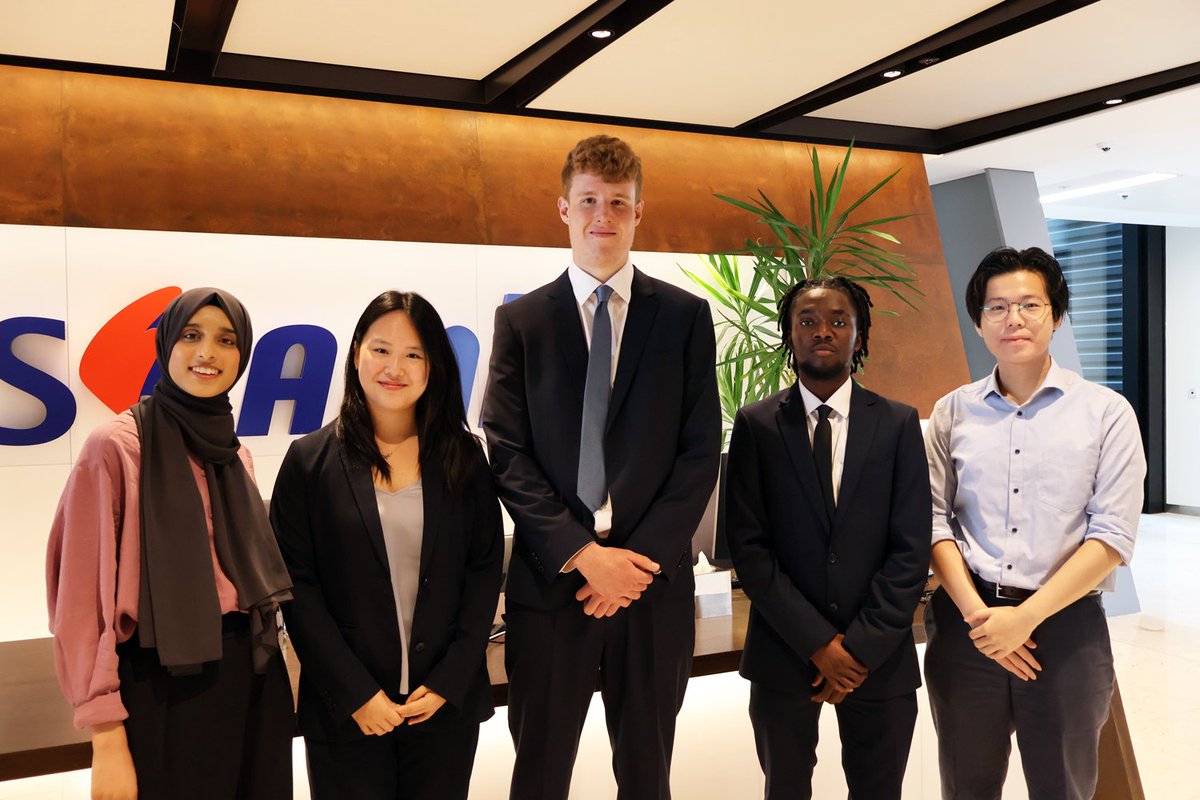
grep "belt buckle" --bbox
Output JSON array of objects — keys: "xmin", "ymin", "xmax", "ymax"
[{"xmin": 995, "ymin": 584, "xmax": 1024, "ymax": 600}]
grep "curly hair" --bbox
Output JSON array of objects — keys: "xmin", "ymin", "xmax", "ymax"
[
  {"xmin": 561, "ymin": 135, "xmax": 643, "ymax": 199},
  {"xmin": 778, "ymin": 276, "xmax": 873, "ymax": 374}
]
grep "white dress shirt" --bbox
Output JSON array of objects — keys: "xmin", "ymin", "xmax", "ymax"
[
  {"xmin": 568, "ymin": 260, "xmax": 632, "ymax": 385},
  {"xmin": 566, "ymin": 260, "xmax": 634, "ymax": 538},
  {"xmin": 796, "ymin": 376, "xmax": 853, "ymax": 504}
]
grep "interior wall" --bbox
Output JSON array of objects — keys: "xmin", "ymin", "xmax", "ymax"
[
  {"xmin": 0, "ymin": 63, "xmax": 968, "ymax": 414},
  {"xmin": 1165, "ymin": 226, "xmax": 1200, "ymax": 508}
]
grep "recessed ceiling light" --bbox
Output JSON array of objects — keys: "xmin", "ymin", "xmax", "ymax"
[
  {"xmin": 917, "ymin": 56, "xmax": 941, "ymax": 67},
  {"xmin": 1039, "ymin": 173, "xmax": 1176, "ymax": 204},
  {"xmin": 590, "ymin": 29, "xmax": 613, "ymax": 39},
  {"xmin": 1104, "ymin": 98, "xmax": 1124, "ymax": 106},
  {"xmin": 882, "ymin": 69, "xmax": 904, "ymax": 79}
]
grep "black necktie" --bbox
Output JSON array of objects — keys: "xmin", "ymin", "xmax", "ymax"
[{"xmin": 813, "ymin": 404, "xmax": 835, "ymax": 525}]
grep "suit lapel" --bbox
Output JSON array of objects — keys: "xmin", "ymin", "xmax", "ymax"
[
  {"xmin": 417, "ymin": 457, "xmax": 444, "ymax": 580},
  {"xmin": 775, "ymin": 386, "xmax": 831, "ymax": 538},
  {"xmin": 548, "ymin": 271, "xmax": 588, "ymax": 400},
  {"xmin": 607, "ymin": 268, "xmax": 658, "ymax": 431},
  {"xmin": 832, "ymin": 382, "xmax": 879, "ymax": 532},
  {"xmin": 338, "ymin": 444, "xmax": 390, "ymax": 573}
]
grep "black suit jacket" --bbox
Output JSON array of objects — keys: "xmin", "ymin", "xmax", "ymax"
[
  {"xmin": 270, "ymin": 423, "xmax": 504, "ymax": 741},
  {"xmin": 726, "ymin": 382, "xmax": 932, "ymax": 700},
  {"xmin": 482, "ymin": 268, "xmax": 720, "ymax": 609}
]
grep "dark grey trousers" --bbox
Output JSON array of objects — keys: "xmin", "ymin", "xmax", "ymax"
[{"xmin": 924, "ymin": 584, "xmax": 1114, "ymax": 800}]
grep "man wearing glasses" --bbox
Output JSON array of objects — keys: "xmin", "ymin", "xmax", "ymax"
[{"xmin": 923, "ymin": 246, "xmax": 1146, "ymax": 799}]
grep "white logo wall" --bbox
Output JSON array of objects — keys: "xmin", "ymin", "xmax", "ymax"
[{"xmin": 0, "ymin": 223, "xmax": 708, "ymax": 642}]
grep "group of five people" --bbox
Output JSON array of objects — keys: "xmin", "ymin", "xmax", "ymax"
[{"xmin": 47, "ymin": 134, "xmax": 1145, "ymax": 800}]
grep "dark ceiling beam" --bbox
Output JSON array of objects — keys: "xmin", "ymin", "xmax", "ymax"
[
  {"xmin": 167, "ymin": 0, "xmax": 239, "ymax": 79},
  {"xmin": 214, "ymin": 54, "xmax": 483, "ymax": 104},
  {"xmin": 482, "ymin": 0, "xmax": 674, "ymax": 109},
  {"xmin": 936, "ymin": 60, "xmax": 1200, "ymax": 151},
  {"xmin": 743, "ymin": 0, "xmax": 1100, "ymax": 135}
]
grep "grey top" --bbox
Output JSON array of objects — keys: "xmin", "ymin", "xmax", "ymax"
[{"xmin": 375, "ymin": 478, "xmax": 424, "ymax": 695}]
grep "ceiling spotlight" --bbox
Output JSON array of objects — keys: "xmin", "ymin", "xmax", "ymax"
[
  {"xmin": 882, "ymin": 69, "xmax": 904, "ymax": 79},
  {"xmin": 917, "ymin": 56, "xmax": 941, "ymax": 67},
  {"xmin": 589, "ymin": 29, "xmax": 613, "ymax": 39},
  {"xmin": 1104, "ymin": 98, "xmax": 1124, "ymax": 106}
]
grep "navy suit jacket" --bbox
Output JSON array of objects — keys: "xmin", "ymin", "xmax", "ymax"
[
  {"xmin": 482, "ymin": 268, "xmax": 721, "ymax": 609},
  {"xmin": 270, "ymin": 423, "xmax": 504, "ymax": 741},
  {"xmin": 726, "ymin": 381, "xmax": 932, "ymax": 699}
]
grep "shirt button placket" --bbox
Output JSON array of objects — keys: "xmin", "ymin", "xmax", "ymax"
[{"xmin": 1004, "ymin": 406, "xmax": 1026, "ymax": 580}]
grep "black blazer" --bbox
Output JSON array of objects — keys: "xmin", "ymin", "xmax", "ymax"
[
  {"xmin": 726, "ymin": 382, "xmax": 932, "ymax": 700},
  {"xmin": 482, "ymin": 268, "xmax": 721, "ymax": 609},
  {"xmin": 270, "ymin": 423, "xmax": 504, "ymax": 741}
]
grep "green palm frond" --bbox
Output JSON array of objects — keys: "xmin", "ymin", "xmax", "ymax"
[{"xmin": 683, "ymin": 142, "xmax": 921, "ymax": 447}]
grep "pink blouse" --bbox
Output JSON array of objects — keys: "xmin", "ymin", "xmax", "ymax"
[{"xmin": 45, "ymin": 411, "xmax": 249, "ymax": 729}]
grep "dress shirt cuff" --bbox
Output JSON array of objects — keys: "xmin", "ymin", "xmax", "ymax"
[
  {"xmin": 561, "ymin": 542, "xmax": 593, "ymax": 573},
  {"xmin": 1082, "ymin": 528, "xmax": 1136, "ymax": 568},
  {"xmin": 931, "ymin": 521, "xmax": 957, "ymax": 546},
  {"xmin": 72, "ymin": 691, "xmax": 128, "ymax": 730}
]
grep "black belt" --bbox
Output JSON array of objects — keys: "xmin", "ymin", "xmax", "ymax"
[
  {"xmin": 970, "ymin": 572, "xmax": 1034, "ymax": 601},
  {"xmin": 971, "ymin": 572, "xmax": 1100, "ymax": 602}
]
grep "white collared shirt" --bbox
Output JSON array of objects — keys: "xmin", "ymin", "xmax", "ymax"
[
  {"xmin": 564, "ymin": 260, "xmax": 634, "ymax": 538},
  {"xmin": 796, "ymin": 376, "xmax": 853, "ymax": 504},
  {"xmin": 567, "ymin": 260, "xmax": 633, "ymax": 385}
]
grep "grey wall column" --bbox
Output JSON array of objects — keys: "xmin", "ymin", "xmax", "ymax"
[{"xmin": 930, "ymin": 168, "xmax": 1082, "ymax": 380}]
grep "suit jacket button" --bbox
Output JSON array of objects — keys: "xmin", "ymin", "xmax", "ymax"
[
  {"xmin": 828, "ymin": 553, "xmax": 838, "ymax": 564},
  {"xmin": 414, "ymin": 641, "xmax": 426, "ymax": 652},
  {"xmin": 828, "ymin": 602, "xmax": 839, "ymax": 612}
]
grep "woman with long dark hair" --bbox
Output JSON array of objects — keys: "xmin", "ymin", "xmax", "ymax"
[
  {"xmin": 271, "ymin": 290, "xmax": 503, "ymax": 799},
  {"xmin": 47, "ymin": 288, "xmax": 295, "ymax": 800}
]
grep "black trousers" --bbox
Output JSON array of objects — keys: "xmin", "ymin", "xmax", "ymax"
[
  {"xmin": 924, "ymin": 585, "xmax": 1114, "ymax": 800},
  {"xmin": 304, "ymin": 701, "xmax": 480, "ymax": 800},
  {"xmin": 505, "ymin": 594, "xmax": 694, "ymax": 800},
  {"xmin": 748, "ymin": 682, "xmax": 917, "ymax": 800},
  {"xmin": 117, "ymin": 615, "xmax": 294, "ymax": 800}
]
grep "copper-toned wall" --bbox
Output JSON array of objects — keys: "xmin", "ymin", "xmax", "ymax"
[{"xmin": 0, "ymin": 64, "xmax": 968, "ymax": 413}]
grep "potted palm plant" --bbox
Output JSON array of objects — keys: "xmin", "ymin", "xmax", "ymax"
[{"xmin": 683, "ymin": 143, "xmax": 922, "ymax": 444}]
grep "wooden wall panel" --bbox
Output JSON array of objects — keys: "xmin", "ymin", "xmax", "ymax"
[
  {"xmin": 0, "ymin": 68, "xmax": 64, "ymax": 226},
  {"xmin": 59, "ymin": 72, "xmax": 489, "ymax": 243},
  {"xmin": 0, "ymin": 64, "xmax": 970, "ymax": 413}
]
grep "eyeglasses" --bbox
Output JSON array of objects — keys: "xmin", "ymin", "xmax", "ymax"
[{"xmin": 980, "ymin": 300, "xmax": 1050, "ymax": 323}]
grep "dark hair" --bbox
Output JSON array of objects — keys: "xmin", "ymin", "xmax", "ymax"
[
  {"xmin": 965, "ymin": 246, "xmax": 1069, "ymax": 326},
  {"xmin": 778, "ymin": 276, "xmax": 873, "ymax": 374},
  {"xmin": 561, "ymin": 134, "xmax": 643, "ymax": 199},
  {"xmin": 337, "ymin": 291, "xmax": 483, "ymax": 495}
]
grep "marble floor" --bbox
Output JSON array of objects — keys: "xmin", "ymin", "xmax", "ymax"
[{"xmin": 4, "ymin": 512, "xmax": 1199, "ymax": 799}]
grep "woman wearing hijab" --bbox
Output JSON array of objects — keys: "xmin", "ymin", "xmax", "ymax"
[
  {"xmin": 270, "ymin": 291, "xmax": 503, "ymax": 799},
  {"xmin": 46, "ymin": 288, "xmax": 295, "ymax": 800}
]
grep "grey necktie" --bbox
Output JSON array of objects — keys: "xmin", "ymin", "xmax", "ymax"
[{"xmin": 577, "ymin": 284, "xmax": 613, "ymax": 512}]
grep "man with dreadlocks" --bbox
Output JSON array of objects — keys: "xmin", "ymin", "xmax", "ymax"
[{"xmin": 725, "ymin": 276, "xmax": 932, "ymax": 800}]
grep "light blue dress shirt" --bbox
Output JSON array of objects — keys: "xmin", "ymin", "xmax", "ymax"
[{"xmin": 925, "ymin": 360, "xmax": 1145, "ymax": 592}]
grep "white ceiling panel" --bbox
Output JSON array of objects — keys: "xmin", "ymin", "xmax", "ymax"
[
  {"xmin": 224, "ymin": 0, "xmax": 596, "ymax": 80},
  {"xmin": 813, "ymin": 0, "xmax": 1200, "ymax": 129},
  {"xmin": 925, "ymin": 85, "xmax": 1200, "ymax": 226},
  {"xmin": 0, "ymin": 0, "xmax": 174, "ymax": 69},
  {"xmin": 528, "ymin": 0, "xmax": 998, "ymax": 127}
]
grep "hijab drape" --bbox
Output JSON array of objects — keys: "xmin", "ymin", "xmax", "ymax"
[{"xmin": 132, "ymin": 287, "xmax": 292, "ymax": 675}]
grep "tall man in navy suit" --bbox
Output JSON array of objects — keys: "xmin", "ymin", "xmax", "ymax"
[
  {"xmin": 482, "ymin": 135, "xmax": 720, "ymax": 800},
  {"xmin": 725, "ymin": 276, "xmax": 932, "ymax": 800}
]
